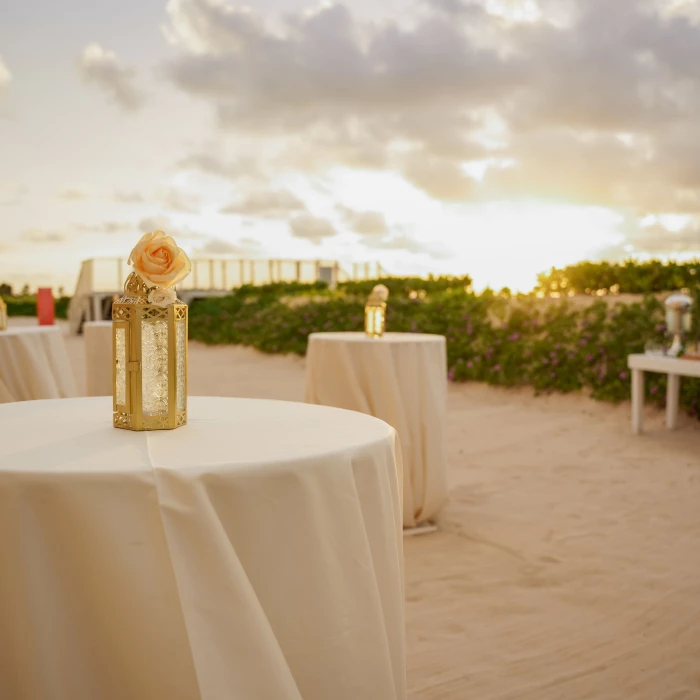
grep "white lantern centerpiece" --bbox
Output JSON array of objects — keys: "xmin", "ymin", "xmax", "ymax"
[
  {"xmin": 665, "ymin": 291, "xmax": 693, "ymax": 357},
  {"xmin": 365, "ymin": 284, "xmax": 389, "ymax": 338},
  {"xmin": 112, "ymin": 231, "xmax": 191, "ymax": 431}
]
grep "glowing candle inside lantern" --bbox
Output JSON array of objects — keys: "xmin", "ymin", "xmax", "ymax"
[{"xmin": 364, "ymin": 284, "xmax": 389, "ymax": 338}]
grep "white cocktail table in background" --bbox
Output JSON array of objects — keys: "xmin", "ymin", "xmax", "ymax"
[
  {"xmin": 627, "ymin": 353, "xmax": 700, "ymax": 433},
  {"xmin": 0, "ymin": 325, "xmax": 77, "ymax": 402},
  {"xmin": 305, "ymin": 331, "xmax": 448, "ymax": 529},
  {"xmin": 83, "ymin": 320, "xmax": 113, "ymax": 396},
  {"xmin": 0, "ymin": 396, "xmax": 406, "ymax": 700}
]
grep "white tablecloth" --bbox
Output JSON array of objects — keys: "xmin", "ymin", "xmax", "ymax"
[
  {"xmin": 0, "ymin": 326, "xmax": 78, "ymax": 403},
  {"xmin": 83, "ymin": 320, "xmax": 113, "ymax": 396},
  {"xmin": 305, "ymin": 332, "xmax": 448, "ymax": 528},
  {"xmin": 0, "ymin": 396, "xmax": 405, "ymax": 700}
]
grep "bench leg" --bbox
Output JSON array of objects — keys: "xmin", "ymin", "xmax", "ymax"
[
  {"xmin": 666, "ymin": 374, "xmax": 680, "ymax": 430},
  {"xmin": 631, "ymin": 368, "xmax": 644, "ymax": 434}
]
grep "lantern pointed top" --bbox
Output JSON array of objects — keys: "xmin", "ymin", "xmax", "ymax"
[{"xmin": 124, "ymin": 271, "xmax": 151, "ymax": 298}]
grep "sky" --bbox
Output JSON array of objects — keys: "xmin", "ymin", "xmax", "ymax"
[{"xmin": 1, "ymin": 0, "xmax": 700, "ymax": 293}]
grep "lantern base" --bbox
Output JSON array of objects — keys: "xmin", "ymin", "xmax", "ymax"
[{"xmin": 113, "ymin": 411, "xmax": 187, "ymax": 431}]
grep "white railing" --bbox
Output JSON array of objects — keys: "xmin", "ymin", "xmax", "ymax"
[{"xmin": 68, "ymin": 258, "xmax": 387, "ymax": 332}]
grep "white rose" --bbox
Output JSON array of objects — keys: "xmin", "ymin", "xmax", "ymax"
[
  {"xmin": 372, "ymin": 284, "xmax": 389, "ymax": 302},
  {"xmin": 148, "ymin": 287, "xmax": 178, "ymax": 307}
]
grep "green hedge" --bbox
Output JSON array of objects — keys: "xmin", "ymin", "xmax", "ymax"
[
  {"xmin": 536, "ymin": 259, "xmax": 700, "ymax": 295},
  {"xmin": 1, "ymin": 295, "xmax": 70, "ymax": 319},
  {"xmin": 189, "ymin": 280, "xmax": 700, "ymax": 420},
  {"xmin": 337, "ymin": 275, "xmax": 473, "ymax": 297}
]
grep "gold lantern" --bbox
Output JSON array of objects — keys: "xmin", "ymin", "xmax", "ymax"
[
  {"xmin": 112, "ymin": 272, "xmax": 187, "ymax": 430},
  {"xmin": 0, "ymin": 297, "xmax": 7, "ymax": 331},
  {"xmin": 365, "ymin": 284, "xmax": 389, "ymax": 338},
  {"xmin": 113, "ymin": 230, "xmax": 191, "ymax": 430}
]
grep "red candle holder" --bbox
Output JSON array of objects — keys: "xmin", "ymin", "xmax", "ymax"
[{"xmin": 37, "ymin": 288, "xmax": 55, "ymax": 326}]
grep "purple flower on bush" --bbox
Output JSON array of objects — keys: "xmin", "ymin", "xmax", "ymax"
[
  {"xmin": 448, "ymin": 367, "xmax": 456, "ymax": 381},
  {"xmin": 543, "ymin": 358, "xmax": 549, "ymax": 365},
  {"xmin": 550, "ymin": 351, "xmax": 557, "ymax": 357},
  {"xmin": 493, "ymin": 364, "xmax": 501, "ymax": 371},
  {"xmin": 467, "ymin": 361, "xmax": 473, "ymax": 368},
  {"xmin": 552, "ymin": 359, "xmax": 559, "ymax": 366},
  {"xmin": 509, "ymin": 332, "xmax": 520, "ymax": 341},
  {"xmin": 551, "ymin": 371, "xmax": 557, "ymax": 378},
  {"xmin": 580, "ymin": 339, "xmax": 587, "ymax": 346},
  {"xmin": 650, "ymin": 385, "xmax": 658, "ymax": 394},
  {"xmin": 655, "ymin": 324, "xmax": 666, "ymax": 332},
  {"xmin": 568, "ymin": 353, "xmax": 575, "ymax": 360},
  {"xmin": 619, "ymin": 371, "xmax": 628, "ymax": 380},
  {"xmin": 586, "ymin": 353, "xmax": 594, "ymax": 362}
]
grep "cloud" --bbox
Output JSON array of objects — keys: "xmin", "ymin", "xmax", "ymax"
[
  {"xmin": 162, "ymin": 0, "xmax": 520, "ymax": 201},
  {"xmin": 289, "ymin": 214, "xmax": 337, "ymax": 243},
  {"xmin": 177, "ymin": 152, "xmax": 266, "ymax": 181},
  {"xmin": 221, "ymin": 188, "xmax": 307, "ymax": 218},
  {"xmin": 400, "ymin": 151, "xmax": 476, "ymax": 201},
  {"xmin": 0, "ymin": 182, "xmax": 25, "ymax": 206},
  {"xmin": 114, "ymin": 190, "xmax": 145, "ymax": 203},
  {"xmin": 160, "ymin": 0, "xmax": 700, "ymax": 230},
  {"xmin": 159, "ymin": 186, "xmax": 200, "ymax": 213},
  {"xmin": 74, "ymin": 221, "xmax": 131, "ymax": 234},
  {"xmin": 78, "ymin": 43, "xmax": 145, "ymax": 111},
  {"xmin": 364, "ymin": 233, "xmax": 450, "ymax": 257},
  {"xmin": 22, "ymin": 227, "xmax": 68, "ymax": 243},
  {"xmin": 196, "ymin": 236, "xmax": 261, "ymax": 254},
  {"xmin": 114, "ymin": 187, "xmax": 200, "ymax": 211},
  {"xmin": 57, "ymin": 186, "xmax": 90, "ymax": 201},
  {"xmin": 0, "ymin": 55, "xmax": 11, "ymax": 90},
  {"xmin": 625, "ymin": 217, "xmax": 700, "ymax": 254},
  {"xmin": 138, "ymin": 215, "xmax": 206, "ymax": 240},
  {"xmin": 338, "ymin": 206, "xmax": 388, "ymax": 236}
]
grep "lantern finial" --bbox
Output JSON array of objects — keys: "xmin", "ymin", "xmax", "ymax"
[{"xmin": 124, "ymin": 272, "xmax": 151, "ymax": 299}]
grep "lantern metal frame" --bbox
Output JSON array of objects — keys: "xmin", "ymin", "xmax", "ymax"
[
  {"xmin": 365, "ymin": 299, "xmax": 386, "ymax": 338},
  {"xmin": 112, "ymin": 273, "xmax": 188, "ymax": 431}
]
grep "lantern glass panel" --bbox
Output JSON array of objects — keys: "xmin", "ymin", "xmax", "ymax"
[
  {"xmin": 365, "ymin": 302, "xmax": 386, "ymax": 337},
  {"xmin": 142, "ymin": 318, "xmax": 169, "ymax": 417},
  {"xmin": 176, "ymin": 317, "xmax": 186, "ymax": 412},
  {"xmin": 115, "ymin": 326, "xmax": 127, "ymax": 406}
]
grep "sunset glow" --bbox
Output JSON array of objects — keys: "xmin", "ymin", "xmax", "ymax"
[{"xmin": 1, "ymin": 0, "xmax": 699, "ymax": 293}]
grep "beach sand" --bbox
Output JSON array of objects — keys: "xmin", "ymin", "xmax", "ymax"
[{"xmin": 55, "ymin": 321, "xmax": 700, "ymax": 699}]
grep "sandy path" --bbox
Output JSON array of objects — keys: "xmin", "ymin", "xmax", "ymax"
[{"xmin": 51, "ymin": 320, "xmax": 700, "ymax": 698}]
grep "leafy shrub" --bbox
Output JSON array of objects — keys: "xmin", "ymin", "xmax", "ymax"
[
  {"xmin": 189, "ymin": 281, "xmax": 700, "ymax": 419},
  {"xmin": 536, "ymin": 259, "xmax": 700, "ymax": 295},
  {"xmin": 2, "ymin": 295, "xmax": 71, "ymax": 319}
]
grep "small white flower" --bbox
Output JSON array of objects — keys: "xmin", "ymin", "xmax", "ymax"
[{"xmin": 148, "ymin": 287, "xmax": 178, "ymax": 307}]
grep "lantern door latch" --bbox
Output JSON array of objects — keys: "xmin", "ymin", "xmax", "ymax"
[{"xmin": 127, "ymin": 361, "xmax": 140, "ymax": 372}]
